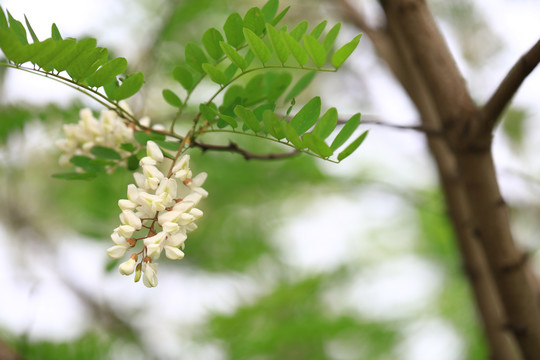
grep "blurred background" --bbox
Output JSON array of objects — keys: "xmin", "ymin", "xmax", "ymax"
[{"xmin": 0, "ymin": 0, "xmax": 539, "ymax": 359}]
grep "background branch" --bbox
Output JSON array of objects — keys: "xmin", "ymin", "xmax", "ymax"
[
  {"xmin": 482, "ymin": 38, "xmax": 540, "ymax": 131},
  {"xmin": 194, "ymin": 141, "xmax": 299, "ymax": 160}
]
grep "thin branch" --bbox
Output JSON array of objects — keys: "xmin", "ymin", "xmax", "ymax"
[
  {"xmin": 193, "ymin": 140, "xmax": 299, "ymax": 160},
  {"xmin": 482, "ymin": 38, "xmax": 540, "ymax": 130},
  {"xmin": 339, "ymin": 114, "xmax": 441, "ymax": 135}
]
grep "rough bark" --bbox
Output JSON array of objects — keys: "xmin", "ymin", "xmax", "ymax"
[
  {"xmin": 337, "ymin": 0, "xmax": 540, "ymax": 358},
  {"xmin": 379, "ymin": 1, "xmax": 540, "ymax": 358}
]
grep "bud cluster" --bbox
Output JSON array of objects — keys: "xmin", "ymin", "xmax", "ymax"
[
  {"xmin": 55, "ymin": 105, "xmax": 145, "ymax": 168},
  {"xmin": 107, "ymin": 141, "xmax": 208, "ymax": 287}
]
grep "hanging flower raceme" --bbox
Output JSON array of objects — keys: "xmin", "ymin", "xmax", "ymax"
[
  {"xmin": 107, "ymin": 141, "xmax": 208, "ymax": 288},
  {"xmin": 55, "ymin": 103, "xmax": 148, "ymax": 170}
]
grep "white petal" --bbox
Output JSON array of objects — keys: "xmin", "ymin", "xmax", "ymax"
[
  {"xmin": 158, "ymin": 210, "xmax": 182, "ymax": 225},
  {"xmin": 191, "ymin": 172, "xmax": 208, "ymax": 187},
  {"xmin": 163, "ymin": 222, "xmax": 180, "ymax": 234},
  {"xmin": 139, "ymin": 156, "xmax": 156, "ymax": 166},
  {"xmin": 118, "ymin": 225, "xmax": 135, "ymax": 238},
  {"xmin": 166, "ymin": 231, "xmax": 187, "ymax": 247},
  {"xmin": 178, "ymin": 213, "xmax": 195, "ymax": 225},
  {"xmin": 147, "ymin": 141, "xmax": 164, "ymax": 162},
  {"xmin": 133, "ymin": 172, "xmax": 147, "ymax": 189},
  {"xmin": 172, "ymin": 200, "xmax": 195, "ymax": 213},
  {"xmin": 120, "ymin": 210, "xmax": 142, "ymax": 230},
  {"xmin": 111, "ymin": 231, "xmax": 128, "ymax": 246},
  {"xmin": 146, "ymin": 243, "xmax": 162, "ymax": 260},
  {"xmin": 143, "ymin": 231, "xmax": 167, "ymax": 246},
  {"xmin": 119, "ymin": 259, "xmax": 136, "ymax": 275},
  {"xmin": 165, "ymin": 246, "xmax": 184, "ymax": 260},
  {"xmin": 127, "ymin": 184, "xmax": 140, "ymax": 202},
  {"xmin": 183, "ymin": 193, "xmax": 202, "ymax": 206},
  {"xmin": 107, "ymin": 245, "xmax": 128, "ymax": 259},
  {"xmin": 156, "ymin": 178, "xmax": 178, "ymax": 199},
  {"xmin": 142, "ymin": 263, "xmax": 158, "ymax": 288},
  {"xmin": 189, "ymin": 208, "xmax": 204, "ymax": 219},
  {"xmin": 118, "ymin": 199, "xmax": 137, "ymax": 211},
  {"xmin": 172, "ymin": 154, "xmax": 190, "ymax": 173}
]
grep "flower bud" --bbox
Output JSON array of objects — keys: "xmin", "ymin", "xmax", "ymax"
[
  {"xmin": 134, "ymin": 263, "xmax": 142, "ymax": 282},
  {"xmin": 119, "ymin": 258, "xmax": 137, "ymax": 275}
]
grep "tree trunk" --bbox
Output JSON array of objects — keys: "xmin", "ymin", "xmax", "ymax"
[{"xmin": 337, "ymin": 0, "xmax": 540, "ymax": 358}]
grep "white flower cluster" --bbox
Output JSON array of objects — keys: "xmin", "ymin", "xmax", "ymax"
[
  {"xmin": 55, "ymin": 105, "xmax": 145, "ymax": 167},
  {"xmin": 107, "ymin": 141, "xmax": 208, "ymax": 288}
]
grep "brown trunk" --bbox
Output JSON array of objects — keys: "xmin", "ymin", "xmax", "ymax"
[{"xmin": 337, "ymin": 0, "xmax": 540, "ymax": 358}]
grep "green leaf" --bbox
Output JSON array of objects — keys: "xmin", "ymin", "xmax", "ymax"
[
  {"xmin": 303, "ymin": 132, "xmax": 332, "ymax": 158},
  {"xmin": 290, "ymin": 96, "xmax": 321, "ymax": 134},
  {"xmin": 162, "ymin": 89, "xmax": 183, "ymax": 107},
  {"xmin": 262, "ymin": 110, "xmax": 278, "ymax": 138},
  {"xmin": 200, "ymin": 103, "xmax": 218, "ymax": 124},
  {"xmin": 289, "ymin": 21, "xmax": 308, "ymax": 41},
  {"xmin": 234, "ymin": 105, "xmax": 262, "ymax": 132},
  {"xmin": 224, "ymin": 62, "xmax": 239, "ymax": 82},
  {"xmin": 331, "ymin": 34, "xmax": 362, "ymax": 69},
  {"xmin": 69, "ymin": 155, "xmax": 107, "ymax": 173},
  {"xmin": 54, "ymin": 37, "xmax": 96, "ymax": 72},
  {"xmin": 206, "ymin": 105, "xmax": 238, "ymax": 128},
  {"xmin": 202, "ymin": 63, "xmax": 227, "ymax": 85},
  {"xmin": 0, "ymin": 8, "xmax": 8, "ymax": 30},
  {"xmin": 310, "ymin": 20, "xmax": 327, "ymax": 39},
  {"xmin": 331, "ymin": 113, "xmax": 361, "ymax": 150},
  {"xmin": 30, "ymin": 38, "xmax": 59, "ymax": 70},
  {"xmin": 51, "ymin": 23, "xmax": 62, "ymax": 40},
  {"xmin": 112, "ymin": 72, "xmax": 144, "ymax": 100},
  {"xmin": 267, "ymin": 72, "xmax": 292, "ymax": 102},
  {"xmin": 282, "ymin": 31, "xmax": 308, "ymax": 66},
  {"xmin": 173, "ymin": 65, "xmax": 193, "ymax": 91},
  {"xmin": 223, "ymin": 12, "xmax": 244, "ymax": 48},
  {"xmin": 337, "ymin": 130, "xmax": 368, "ymax": 161},
  {"xmin": 243, "ymin": 7, "xmax": 265, "ymax": 36},
  {"xmin": 156, "ymin": 140, "xmax": 182, "ymax": 151},
  {"xmin": 7, "ymin": 11, "xmax": 27, "ymax": 45},
  {"xmin": 284, "ymin": 71, "xmax": 316, "ymax": 102},
  {"xmin": 67, "ymin": 46, "xmax": 108, "ymax": 81},
  {"xmin": 312, "ymin": 107, "xmax": 337, "ymax": 140},
  {"xmin": 323, "ymin": 23, "xmax": 341, "ymax": 51},
  {"xmin": 127, "ymin": 155, "xmax": 139, "ymax": 170},
  {"xmin": 134, "ymin": 131, "xmax": 166, "ymax": 145},
  {"xmin": 24, "ymin": 15, "xmax": 38, "ymax": 42},
  {"xmin": 266, "ymin": 23, "xmax": 288, "ymax": 64},
  {"xmin": 261, "ymin": 0, "xmax": 279, "ymax": 22},
  {"xmin": 0, "ymin": 28, "xmax": 29, "ymax": 64},
  {"xmin": 185, "ymin": 43, "xmax": 208, "ymax": 73},
  {"xmin": 90, "ymin": 145, "xmax": 122, "ymax": 160},
  {"xmin": 88, "ymin": 57, "xmax": 127, "ymax": 87},
  {"xmin": 243, "ymin": 27, "xmax": 271, "ymax": 64},
  {"xmin": 202, "ymin": 28, "xmax": 224, "ymax": 60},
  {"xmin": 222, "ymin": 85, "xmax": 244, "ymax": 109},
  {"xmin": 217, "ymin": 112, "xmax": 238, "ymax": 128},
  {"xmin": 120, "ymin": 143, "xmax": 137, "ymax": 152},
  {"xmin": 270, "ymin": 6, "xmax": 290, "ymax": 26},
  {"xmin": 220, "ymin": 41, "xmax": 248, "ymax": 70},
  {"xmin": 284, "ymin": 122, "xmax": 304, "ymax": 149},
  {"xmin": 303, "ymin": 34, "xmax": 327, "ymax": 67}
]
